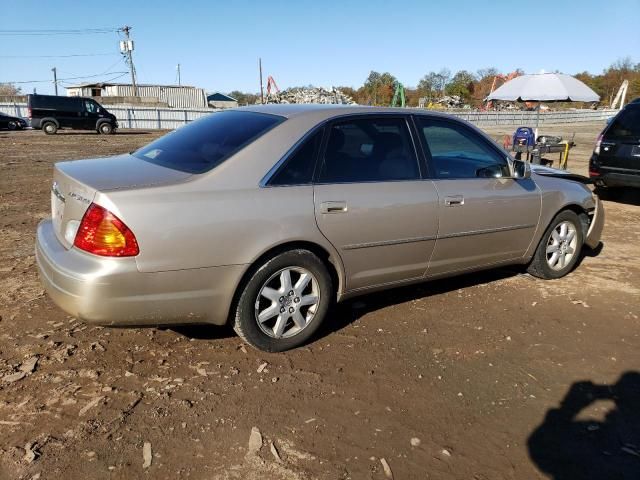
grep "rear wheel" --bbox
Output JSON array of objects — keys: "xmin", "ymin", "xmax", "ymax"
[
  {"xmin": 98, "ymin": 122, "xmax": 113, "ymax": 135},
  {"xmin": 527, "ymin": 210, "xmax": 584, "ymax": 279},
  {"xmin": 233, "ymin": 249, "xmax": 332, "ymax": 352},
  {"xmin": 7, "ymin": 121, "xmax": 17, "ymax": 130},
  {"xmin": 42, "ymin": 121, "xmax": 57, "ymax": 135}
]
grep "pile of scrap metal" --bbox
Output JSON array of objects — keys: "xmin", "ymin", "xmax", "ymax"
[
  {"xmin": 265, "ymin": 86, "xmax": 357, "ymax": 105},
  {"xmin": 420, "ymin": 95, "xmax": 470, "ymax": 109},
  {"xmin": 435, "ymin": 95, "xmax": 464, "ymax": 108}
]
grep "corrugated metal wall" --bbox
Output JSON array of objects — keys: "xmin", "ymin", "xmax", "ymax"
[
  {"xmin": 104, "ymin": 85, "xmax": 207, "ymax": 108},
  {"xmin": 0, "ymin": 103, "xmax": 618, "ymax": 130}
]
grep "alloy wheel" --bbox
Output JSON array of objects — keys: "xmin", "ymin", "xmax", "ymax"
[
  {"xmin": 545, "ymin": 220, "xmax": 578, "ymax": 271},
  {"xmin": 254, "ymin": 267, "xmax": 320, "ymax": 339}
]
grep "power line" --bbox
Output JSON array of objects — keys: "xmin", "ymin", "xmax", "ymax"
[
  {"xmin": 0, "ymin": 28, "xmax": 118, "ymax": 36},
  {"xmin": 0, "ymin": 52, "xmax": 119, "ymax": 59},
  {"xmin": 2, "ymin": 71, "xmax": 129, "ymax": 84}
]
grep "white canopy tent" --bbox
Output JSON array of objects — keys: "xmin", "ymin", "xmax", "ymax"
[{"xmin": 486, "ymin": 73, "xmax": 600, "ymax": 134}]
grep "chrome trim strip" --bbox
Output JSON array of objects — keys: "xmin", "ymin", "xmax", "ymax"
[
  {"xmin": 51, "ymin": 181, "xmax": 65, "ymax": 203},
  {"xmin": 343, "ymin": 235, "xmax": 437, "ymax": 250},
  {"xmin": 439, "ymin": 223, "xmax": 536, "ymax": 240},
  {"xmin": 342, "ymin": 223, "xmax": 535, "ymax": 250}
]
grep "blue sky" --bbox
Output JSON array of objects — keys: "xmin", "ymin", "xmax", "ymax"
[{"xmin": 1, "ymin": 0, "xmax": 638, "ymax": 95}]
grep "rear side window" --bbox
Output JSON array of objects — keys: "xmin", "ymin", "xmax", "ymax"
[
  {"xmin": 30, "ymin": 95, "xmax": 80, "ymax": 110},
  {"xmin": 417, "ymin": 117, "xmax": 510, "ymax": 179},
  {"xmin": 133, "ymin": 111, "xmax": 284, "ymax": 174},
  {"xmin": 607, "ymin": 106, "xmax": 640, "ymax": 138},
  {"xmin": 269, "ymin": 129, "xmax": 322, "ymax": 186},
  {"xmin": 318, "ymin": 117, "xmax": 420, "ymax": 183}
]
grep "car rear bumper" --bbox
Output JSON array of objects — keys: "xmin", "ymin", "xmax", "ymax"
[
  {"xmin": 585, "ymin": 194, "xmax": 604, "ymax": 250},
  {"xmin": 35, "ymin": 220, "xmax": 244, "ymax": 326},
  {"xmin": 594, "ymin": 172, "xmax": 640, "ymax": 188}
]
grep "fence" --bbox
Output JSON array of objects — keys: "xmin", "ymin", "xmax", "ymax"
[{"xmin": 0, "ymin": 103, "xmax": 617, "ymax": 130}]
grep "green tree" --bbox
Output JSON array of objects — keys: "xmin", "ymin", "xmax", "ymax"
[
  {"xmin": 445, "ymin": 70, "xmax": 477, "ymax": 102},
  {"xmin": 228, "ymin": 90, "xmax": 259, "ymax": 105},
  {"xmin": 363, "ymin": 71, "xmax": 396, "ymax": 105},
  {"xmin": 417, "ymin": 72, "xmax": 439, "ymax": 101}
]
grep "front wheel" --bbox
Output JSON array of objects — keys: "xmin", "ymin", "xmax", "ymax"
[
  {"xmin": 42, "ymin": 121, "xmax": 58, "ymax": 135},
  {"xmin": 527, "ymin": 210, "xmax": 584, "ymax": 279},
  {"xmin": 98, "ymin": 122, "xmax": 114, "ymax": 135},
  {"xmin": 233, "ymin": 249, "xmax": 333, "ymax": 352}
]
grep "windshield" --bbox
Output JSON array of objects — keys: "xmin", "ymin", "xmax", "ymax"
[{"xmin": 133, "ymin": 111, "xmax": 285, "ymax": 173}]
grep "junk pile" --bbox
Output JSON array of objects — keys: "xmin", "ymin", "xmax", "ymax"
[
  {"xmin": 265, "ymin": 87, "xmax": 357, "ymax": 105},
  {"xmin": 434, "ymin": 95, "xmax": 463, "ymax": 108}
]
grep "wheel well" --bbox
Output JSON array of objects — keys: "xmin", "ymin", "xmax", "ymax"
[
  {"xmin": 40, "ymin": 118, "xmax": 59, "ymax": 128},
  {"xmin": 226, "ymin": 241, "xmax": 342, "ymax": 325},
  {"xmin": 561, "ymin": 204, "xmax": 590, "ymax": 237}
]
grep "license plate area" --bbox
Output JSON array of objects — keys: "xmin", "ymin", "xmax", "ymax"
[{"xmin": 632, "ymin": 145, "xmax": 640, "ymax": 157}]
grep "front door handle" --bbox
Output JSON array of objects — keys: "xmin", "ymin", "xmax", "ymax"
[
  {"xmin": 320, "ymin": 201, "xmax": 347, "ymax": 214},
  {"xmin": 444, "ymin": 195, "xmax": 464, "ymax": 206}
]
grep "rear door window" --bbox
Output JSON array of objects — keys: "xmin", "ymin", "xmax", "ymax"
[
  {"xmin": 268, "ymin": 129, "xmax": 322, "ymax": 186},
  {"xmin": 607, "ymin": 106, "xmax": 640, "ymax": 139},
  {"xmin": 416, "ymin": 117, "xmax": 510, "ymax": 179},
  {"xmin": 133, "ymin": 111, "xmax": 284, "ymax": 173},
  {"xmin": 318, "ymin": 117, "xmax": 420, "ymax": 183}
]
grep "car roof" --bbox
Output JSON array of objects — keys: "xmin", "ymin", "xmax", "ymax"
[{"xmin": 238, "ymin": 104, "xmax": 456, "ymax": 121}]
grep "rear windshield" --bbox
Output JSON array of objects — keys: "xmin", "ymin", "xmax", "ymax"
[
  {"xmin": 133, "ymin": 111, "xmax": 285, "ymax": 173},
  {"xmin": 607, "ymin": 106, "xmax": 640, "ymax": 139}
]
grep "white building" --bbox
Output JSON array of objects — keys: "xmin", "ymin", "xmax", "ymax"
[{"xmin": 65, "ymin": 82, "xmax": 208, "ymax": 109}]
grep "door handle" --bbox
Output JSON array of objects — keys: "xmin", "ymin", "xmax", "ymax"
[
  {"xmin": 320, "ymin": 201, "xmax": 347, "ymax": 214},
  {"xmin": 444, "ymin": 195, "xmax": 464, "ymax": 206}
]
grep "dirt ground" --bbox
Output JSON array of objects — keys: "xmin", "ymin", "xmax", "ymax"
[{"xmin": 0, "ymin": 123, "xmax": 639, "ymax": 480}]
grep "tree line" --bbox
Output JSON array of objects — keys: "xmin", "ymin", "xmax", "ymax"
[{"xmin": 229, "ymin": 57, "xmax": 639, "ymax": 108}]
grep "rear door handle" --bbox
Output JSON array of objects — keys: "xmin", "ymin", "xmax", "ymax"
[
  {"xmin": 444, "ymin": 195, "xmax": 464, "ymax": 206},
  {"xmin": 320, "ymin": 201, "xmax": 347, "ymax": 214}
]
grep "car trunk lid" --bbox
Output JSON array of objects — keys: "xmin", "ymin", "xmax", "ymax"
[{"xmin": 51, "ymin": 155, "xmax": 192, "ymax": 248}]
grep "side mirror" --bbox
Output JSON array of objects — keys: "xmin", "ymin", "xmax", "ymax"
[{"xmin": 513, "ymin": 159, "xmax": 531, "ymax": 179}]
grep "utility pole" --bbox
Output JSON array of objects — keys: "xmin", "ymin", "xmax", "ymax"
[
  {"xmin": 259, "ymin": 57, "xmax": 264, "ymax": 104},
  {"xmin": 177, "ymin": 64, "xmax": 181, "ymax": 86},
  {"xmin": 51, "ymin": 67, "xmax": 58, "ymax": 95},
  {"xmin": 120, "ymin": 25, "xmax": 137, "ymax": 96}
]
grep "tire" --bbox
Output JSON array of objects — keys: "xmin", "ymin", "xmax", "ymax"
[
  {"xmin": 527, "ymin": 210, "xmax": 584, "ymax": 279},
  {"xmin": 98, "ymin": 122, "xmax": 113, "ymax": 135},
  {"xmin": 42, "ymin": 121, "xmax": 57, "ymax": 135},
  {"xmin": 7, "ymin": 121, "xmax": 17, "ymax": 131},
  {"xmin": 233, "ymin": 249, "xmax": 333, "ymax": 352}
]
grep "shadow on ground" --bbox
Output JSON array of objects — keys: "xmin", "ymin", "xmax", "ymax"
[
  {"xmin": 319, "ymin": 266, "xmax": 521, "ymax": 338},
  {"xmin": 528, "ymin": 372, "xmax": 640, "ymax": 480},
  {"xmin": 597, "ymin": 187, "xmax": 640, "ymax": 207},
  {"xmin": 170, "ymin": 267, "xmax": 523, "ymax": 343}
]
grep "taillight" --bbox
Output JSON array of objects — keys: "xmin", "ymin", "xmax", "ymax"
[
  {"xmin": 73, "ymin": 203, "xmax": 139, "ymax": 257},
  {"xmin": 593, "ymin": 133, "xmax": 603, "ymax": 155},
  {"xmin": 27, "ymin": 107, "xmax": 32, "ymax": 119}
]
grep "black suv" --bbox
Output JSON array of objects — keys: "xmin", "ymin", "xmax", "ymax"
[
  {"xmin": 590, "ymin": 99, "xmax": 640, "ymax": 188},
  {"xmin": 27, "ymin": 94, "xmax": 118, "ymax": 135}
]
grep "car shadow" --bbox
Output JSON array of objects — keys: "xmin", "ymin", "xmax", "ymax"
[
  {"xmin": 317, "ymin": 267, "xmax": 522, "ymax": 340},
  {"xmin": 596, "ymin": 187, "xmax": 640, "ymax": 207},
  {"xmin": 528, "ymin": 372, "xmax": 640, "ymax": 480},
  {"xmin": 168, "ymin": 267, "xmax": 523, "ymax": 343},
  {"xmin": 52, "ymin": 131, "xmax": 155, "ymax": 136},
  {"xmin": 169, "ymin": 323, "xmax": 236, "ymax": 341}
]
